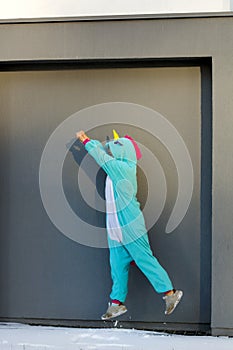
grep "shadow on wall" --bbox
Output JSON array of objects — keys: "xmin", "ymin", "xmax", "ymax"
[
  {"xmin": 66, "ymin": 137, "xmax": 106, "ymax": 202},
  {"xmin": 66, "ymin": 138, "xmax": 87, "ymax": 167}
]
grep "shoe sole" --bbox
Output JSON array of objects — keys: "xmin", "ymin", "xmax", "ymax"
[
  {"xmin": 101, "ymin": 308, "xmax": 128, "ymax": 320},
  {"xmin": 165, "ymin": 290, "xmax": 183, "ymax": 315}
]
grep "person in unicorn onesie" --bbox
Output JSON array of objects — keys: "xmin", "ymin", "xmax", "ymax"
[{"xmin": 76, "ymin": 129, "xmax": 183, "ymax": 320}]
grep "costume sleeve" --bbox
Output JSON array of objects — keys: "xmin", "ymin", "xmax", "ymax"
[{"xmin": 84, "ymin": 139, "xmax": 120, "ymax": 177}]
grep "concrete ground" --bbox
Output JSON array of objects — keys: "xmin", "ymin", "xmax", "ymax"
[{"xmin": 0, "ymin": 323, "xmax": 233, "ymax": 350}]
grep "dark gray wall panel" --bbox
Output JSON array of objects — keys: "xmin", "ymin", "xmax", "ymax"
[{"xmin": 0, "ymin": 67, "xmax": 206, "ymax": 326}]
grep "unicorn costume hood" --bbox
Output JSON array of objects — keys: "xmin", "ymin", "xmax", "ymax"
[
  {"xmin": 107, "ymin": 138, "xmax": 137, "ymax": 163},
  {"xmin": 106, "ymin": 129, "xmax": 141, "ymax": 163}
]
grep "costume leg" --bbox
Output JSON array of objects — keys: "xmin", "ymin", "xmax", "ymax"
[
  {"xmin": 109, "ymin": 244, "xmax": 132, "ymax": 303},
  {"xmin": 125, "ymin": 234, "xmax": 173, "ymax": 293}
]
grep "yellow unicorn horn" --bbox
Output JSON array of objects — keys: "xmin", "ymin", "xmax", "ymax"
[{"xmin": 112, "ymin": 129, "xmax": 120, "ymax": 140}]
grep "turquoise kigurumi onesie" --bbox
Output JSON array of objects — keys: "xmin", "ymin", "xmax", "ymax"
[{"xmin": 84, "ymin": 132, "xmax": 173, "ymax": 303}]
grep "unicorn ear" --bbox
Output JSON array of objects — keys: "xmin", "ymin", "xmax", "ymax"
[{"xmin": 112, "ymin": 129, "xmax": 120, "ymax": 140}]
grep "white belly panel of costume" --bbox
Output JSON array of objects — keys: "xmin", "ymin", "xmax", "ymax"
[{"xmin": 105, "ymin": 175, "xmax": 123, "ymax": 242}]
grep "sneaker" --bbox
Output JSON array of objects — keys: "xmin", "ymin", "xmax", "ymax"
[
  {"xmin": 101, "ymin": 303, "xmax": 127, "ymax": 320},
  {"xmin": 163, "ymin": 290, "xmax": 183, "ymax": 315}
]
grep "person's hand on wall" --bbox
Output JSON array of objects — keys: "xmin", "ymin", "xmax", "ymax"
[{"xmin": 76, "ymin": 130, "xmax": 89, "ymax": 143}]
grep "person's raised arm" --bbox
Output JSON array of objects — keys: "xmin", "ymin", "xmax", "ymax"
[{"xmin": 75, "ymin": 130, "xmax": 119, "ymax": 176}]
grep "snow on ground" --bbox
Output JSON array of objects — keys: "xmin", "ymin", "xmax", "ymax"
[{"xmin": 0, "ymin": 323, "xmax": 232, "ymax": 350}]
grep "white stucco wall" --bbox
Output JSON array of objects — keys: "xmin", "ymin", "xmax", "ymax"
[
  {"xmin": 0, "ymin": 0, "xmax": 232, "ymax": 19},
  {"xmin": 73, "ymin": 0, "xmax": 231, "ymax": 16}
]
